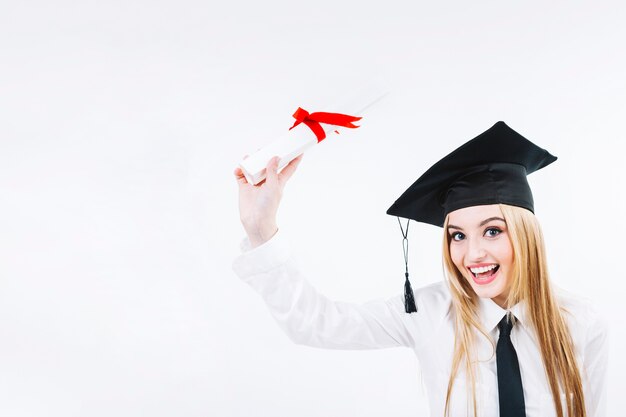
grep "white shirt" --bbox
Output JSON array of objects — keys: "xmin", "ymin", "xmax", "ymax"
[{"xmin": 232, "ymin": 229, "xmax": 608, "ymax": 417}]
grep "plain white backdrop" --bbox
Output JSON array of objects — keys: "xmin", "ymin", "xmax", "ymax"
[{"xmin": 1, "ymin": 1, "xmax": 624, "ymax": 416}]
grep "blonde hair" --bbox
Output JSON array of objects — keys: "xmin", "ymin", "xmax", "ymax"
[{"xmin": 442, "ymin": 204, "xmax": 585, "ymax": 417}]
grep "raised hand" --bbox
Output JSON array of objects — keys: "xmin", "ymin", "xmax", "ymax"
[{"xmin": 234, "ymin": 154, "xmax": 304, "ymax": 248}]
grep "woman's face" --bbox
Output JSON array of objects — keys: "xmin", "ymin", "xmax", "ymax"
[{"xmin": 447, "ymin": 204, "xmax": 514, "ymax": 308}]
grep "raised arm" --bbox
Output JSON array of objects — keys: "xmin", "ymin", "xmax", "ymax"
[
  {"xmin": 232, "ymin": 155, "xmax": 422, "ymax": 350},
  {"xmin": 232, "ymin": 229, "xmax": 419, "ymax": 349}
]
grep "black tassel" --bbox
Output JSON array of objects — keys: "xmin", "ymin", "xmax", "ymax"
[{"xmin": 404, "ymin": 272, "xmax": 417, "ymax": 313}]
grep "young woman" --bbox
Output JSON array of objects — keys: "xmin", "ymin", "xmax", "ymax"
[{"xmin": 232, "ymin": 122, "xmax": 608, "ymax": 417}]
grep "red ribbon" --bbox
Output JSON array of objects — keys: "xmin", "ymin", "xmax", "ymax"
[{"xmin": 289, "ymin": 107, "xmax": 361, "ymax": 142}]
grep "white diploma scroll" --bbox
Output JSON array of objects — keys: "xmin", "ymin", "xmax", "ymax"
[{"xmin": 239, "ymin": 82, "xmax": 388, "ymax": 185}]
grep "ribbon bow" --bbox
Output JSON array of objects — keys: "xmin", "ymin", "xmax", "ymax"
[{"xmin": 289, "ymin": 107, "xmax": 361, "ymax": 142}]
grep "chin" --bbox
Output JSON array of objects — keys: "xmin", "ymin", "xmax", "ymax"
[
  {"xmin": 472, "ymin": 286, "xmax": 505, "ymax": 300},
  {"xmin": 465, "ymin": 273, "xmax": 508, "ymax": 301}
]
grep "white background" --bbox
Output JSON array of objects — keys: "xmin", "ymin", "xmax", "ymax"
[{"xmin": 1, "ymin": 1, "xmax": 624, "ymax": 416}]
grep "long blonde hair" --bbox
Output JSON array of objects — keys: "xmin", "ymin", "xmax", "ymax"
[{"xmin": 442, "ymin": 204, "xmax": 585, "ymax": 417}]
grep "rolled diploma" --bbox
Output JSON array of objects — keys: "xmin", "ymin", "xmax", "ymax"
[{"xmin": 239, "ymin": 82, "xmax": 388, "ymax": 185}]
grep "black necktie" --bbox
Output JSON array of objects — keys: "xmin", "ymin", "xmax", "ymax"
[{"xmin": 497, "ymin": 315, "xmax": 526, "ymax": 417}]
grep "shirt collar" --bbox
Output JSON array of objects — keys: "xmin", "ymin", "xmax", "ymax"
[{"xmin": 478, "ymin": 297, "xmax": 528, "ymax": 332}]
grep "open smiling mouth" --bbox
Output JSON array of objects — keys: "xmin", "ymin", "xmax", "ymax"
[{"xmin": 469, "ymin": 264, "xmax": 500, "ymax": 281}]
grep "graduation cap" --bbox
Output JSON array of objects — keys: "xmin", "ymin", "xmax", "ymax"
[{"xmin": 386, "ymin": 121, "xmax": 557, "ymax": 313}]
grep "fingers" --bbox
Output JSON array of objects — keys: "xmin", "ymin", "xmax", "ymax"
[
  {"xmin": 234, "ymin": 166, "xmax": 249, "ymax": 186},
  {"xmin": 234, "ymin": 154, "xmax": 298, "ymax": 187},
  {"xmin": 265, "ymin": 156, "xmax": 280, "ymax": 186},
  {"xmin": 278, "ymin": 154, "xmax": 303, "ymax": 184},
  {"xmin": 234, "ymin": 154, "xmax": 250, "ymax": 186}
]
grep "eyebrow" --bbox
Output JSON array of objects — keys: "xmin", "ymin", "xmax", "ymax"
[{"xmin": 447, "ymin": 216, "xmax": 506, "ymax": 231}]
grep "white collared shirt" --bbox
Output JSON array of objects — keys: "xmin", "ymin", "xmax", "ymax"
[{"xmin": 232, "ymin": 229, "xmax": 608, "ymax": 417}]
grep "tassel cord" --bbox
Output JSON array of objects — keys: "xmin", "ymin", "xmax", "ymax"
[{"xmin": 397, "ymin": 217, "xmax": 417, "ymax": 313}]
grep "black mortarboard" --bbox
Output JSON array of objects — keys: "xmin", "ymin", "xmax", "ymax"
[{"xmin": 386, "ymin": 121, "xmax": 557, "ymax": 313}]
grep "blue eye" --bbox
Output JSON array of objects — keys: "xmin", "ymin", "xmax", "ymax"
[
  {"xmin": 451, "ymin": 232, "xmax": 465, "ymax": 241},
  {"xmin": 485, "ymin": 228, "xmax": 502, "ymax": 237}
]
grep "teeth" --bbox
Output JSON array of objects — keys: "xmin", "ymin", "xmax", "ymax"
[{"xmin": 470, "ymin": 264, "xmax": 498, "ymax": 274}]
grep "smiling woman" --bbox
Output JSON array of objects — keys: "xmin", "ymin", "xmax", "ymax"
[
  {"xmin": 442, "ymin": 203, "xmax": 586, "ymax": 417},
  {"xmin": 232, "ymin": 122, "xmax": 608, "ymax": 417}
]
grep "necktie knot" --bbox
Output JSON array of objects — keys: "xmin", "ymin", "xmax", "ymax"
[{"xmin": 498, "ymin": 314, "xmax": 514, "ymax": 337}]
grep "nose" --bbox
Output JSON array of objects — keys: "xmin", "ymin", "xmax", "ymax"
[{"xmin": 467, "ymin": 236, "xmax": 487, "ymax": 262}]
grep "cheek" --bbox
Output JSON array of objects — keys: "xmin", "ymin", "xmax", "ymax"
[
  {"xmin": 449, "ymin": 244, "xmax": 465, "ymax": 272},
  {"xmin": 494, "ymin": 240, "xmax": 514, "ymax": 269},
  {"xmin": 489, "ymin": 241, "xmax": 514, "ymax": 288}
]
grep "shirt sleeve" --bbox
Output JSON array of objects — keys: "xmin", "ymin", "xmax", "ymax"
[
  {"xmin": 582, "ymin": 304, "xmax": 609, "ymax": 417},
  {"xmin": 231, "ymin": 229, "xmax": 421, "ymax": 350}
]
